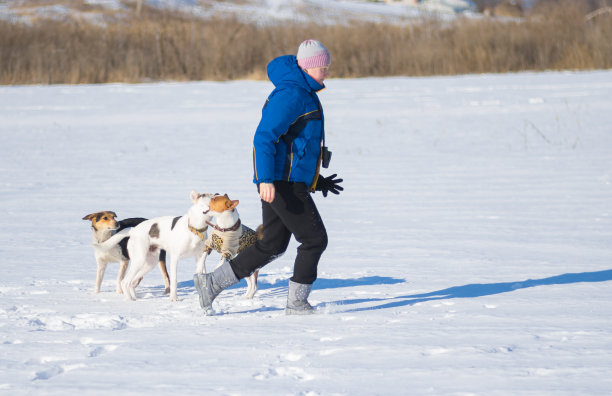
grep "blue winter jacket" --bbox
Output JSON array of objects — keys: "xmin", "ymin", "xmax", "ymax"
[{"xmin": 252, "ymin": 55, "xmax": 325, "ymax": 190}]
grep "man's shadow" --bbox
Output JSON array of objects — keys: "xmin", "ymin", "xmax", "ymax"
[
  {"xmin": 323, "ymin": 269, "xmax": 612, "ymax": 313},
  {"xmin": 176, "ymin": 269, "xmax": 612, "ymax": 313}
]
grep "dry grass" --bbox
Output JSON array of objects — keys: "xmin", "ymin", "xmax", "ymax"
[{"xmin": 1, "ymin": 1, "xmax": 611, "ymax": 84}]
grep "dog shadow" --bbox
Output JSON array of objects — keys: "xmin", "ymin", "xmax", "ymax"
[{"xmin": 331, "ymin": 269, "xmax": 612, "ymax": 313}]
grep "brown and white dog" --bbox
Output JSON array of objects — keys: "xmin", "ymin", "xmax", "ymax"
[
  {"xmin": 199, "ymin": 194, "xmax": 263, "ymax": 299},
  {"xmin": 83, "ymin": 211, "xmax": 170, "ymax": 294},
  {"xmin": 120, "ymin": 191, "xmax": 214, "ymax": 302}
]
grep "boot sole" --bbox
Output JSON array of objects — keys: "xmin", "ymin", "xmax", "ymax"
[{"xmin": 285, "ymin": 307, "xmax": 315, "ymax": 315}]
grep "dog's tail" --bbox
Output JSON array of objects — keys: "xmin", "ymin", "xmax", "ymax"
[
  {"xmin": 92, "ymin": 228, "xmax": 132, "ymax": 250},
  {"xmin": 118, "ymin": 217, "xmax": 147, "ymax": 231}
]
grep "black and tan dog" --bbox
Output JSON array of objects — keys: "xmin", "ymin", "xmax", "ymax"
[{"xmin": 83, "ymin": 211, "xmax": 170, "ymax": 294}]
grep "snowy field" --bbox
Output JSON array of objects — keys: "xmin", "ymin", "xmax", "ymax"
[
  {"xmin": 1, "ymin": 70, "xmax": 611, "ymax": 395},
  {"xmin": 0, "ymin": 0, "xmax": 472, "ymax": 26}
]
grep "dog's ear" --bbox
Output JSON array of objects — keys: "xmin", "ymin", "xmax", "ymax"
[
  {"xmin": 224, "ymin": 193, "xmax": 229, "ymax": 199},
  {"xmin": 228, "ymin": 199, "xmax": 239, "ymax": 210},
  {"xmin": 190, "ymin": 190, "xmax": 199, "ymax": 203},
  {"xmin": 83, "ymin": 212, "xmax": 99, "ymax": 221},
  {"xmin": 109, "ymin": 211, "xmax": 117, "ymax": 219}
]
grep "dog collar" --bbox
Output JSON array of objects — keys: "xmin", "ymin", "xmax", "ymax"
[
  {"xmin": 206, "ymin": 219, "xmax": 241, "ymax": 233},
  {"xmin": 188, "ymin": 223, "xmax": 208, "ymax": 240}
]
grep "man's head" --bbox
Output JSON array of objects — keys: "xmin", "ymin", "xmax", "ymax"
[{"xmin": 297, "ymin": 39, "xmax": 331, "ymax": 84}]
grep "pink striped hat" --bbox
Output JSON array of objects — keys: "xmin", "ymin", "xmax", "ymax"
[{"xmin": 297, "ymin": 39, "xmax": 331, "ymax": 69}]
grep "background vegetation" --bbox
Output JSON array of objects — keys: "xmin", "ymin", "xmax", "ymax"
[{"xmin": 0, "ymin": 0, "xmax": 610, "ymax": 84}]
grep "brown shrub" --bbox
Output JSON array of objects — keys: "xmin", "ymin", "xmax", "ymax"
[{"xmin": 0, "ymin": 0, "xmax": 610, "ymax": 84}]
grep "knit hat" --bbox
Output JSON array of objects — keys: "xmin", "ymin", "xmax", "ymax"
[{"xmin": 296, "ymin": 39, "xmax": 331, "ymax": 70}]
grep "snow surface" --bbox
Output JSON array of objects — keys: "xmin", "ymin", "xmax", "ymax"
[
  {"xmin": 0, "ymin": 0, "xmax": 466, "ymax": 25},
  {"xmin": 144, "ymin": 0, "xmax": 465, "ymax": 23},
  {"xmin": 1, "ymin": 70, "xmax": 612, "ymax": 395}
]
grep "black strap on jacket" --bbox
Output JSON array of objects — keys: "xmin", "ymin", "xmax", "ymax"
[{"xmin": 280, "ymin": 109, "xmax": 322, "ymax": 180}]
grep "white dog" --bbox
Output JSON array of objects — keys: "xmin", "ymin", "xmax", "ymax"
[{"xmin": 121, "ymin": 191, "xmax": 213, "ymax": 301}]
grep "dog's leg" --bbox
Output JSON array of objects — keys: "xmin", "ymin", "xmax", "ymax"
[
  {"xmin": 121, "ymin": 271, "xmax": 135, "ymax": 301},
  {"xmin": 127, "ymin": 277, "xmax": 139, "ymax": 300},
  {"xmin": 159, "ymin": 249, "xmax": 170, "ymax": 294},
  {"xmin": 128, "ymin": 256, "xmax": 157, "ymax": 300},
  {"xmin": 196, "ymin": 248, "xmax": 210, "ymax": 275},
  {"xmin": 169, "ymin": 255, "xmax": 180, "ymax": 302},
  {"xmin": 121, "ymin": 263, "xmax": 139, "ymax": 301},
  {"xmin": 116, "ymin": 260, "xmax": 128, "ymax": 294},
  {"xmin": 159, "ymin": 260, "xmax": 170, "ymax": 295},
  {"xmin": 125, "ymin": 264, "xmax": 146, "ymax": 300},
  {"xmin": 245, "ymin": 275, "xmax": 254, "ymax": 299},
  {"xmin": 94, "ymin": 260, "xmax": 108, "ymax": 293},
  {"xmin": 123, "ymin": 238, "xmax": 146, "ymax": 300},
  {"xmin": 244, "ymin": 270, "xmax": 259, "ymax": 299}
]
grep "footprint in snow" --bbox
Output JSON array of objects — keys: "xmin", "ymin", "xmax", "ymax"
[
  {"xmin": 81, "ymin": 338, "xmax": 119, "ymax": 358},
  {"xmin": 88, "ymin": 344, "xmax": 118, "ymax": 357},
  {"xmin": 32, "ymin": 365, "xmax": 63, "ymax": 381},
  {"xmin": 88, "ymin": 346, "xmax": 107, "ymax": 358}
]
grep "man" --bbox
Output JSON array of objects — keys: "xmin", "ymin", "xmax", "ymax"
[{"xmin": 194, "ymin": 39, "xmax": 343, "ymax": 315}]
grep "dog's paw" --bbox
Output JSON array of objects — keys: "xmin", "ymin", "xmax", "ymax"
[{"xmin": 164, "ymin": 287, "xmax": 170, "ymax": 295}]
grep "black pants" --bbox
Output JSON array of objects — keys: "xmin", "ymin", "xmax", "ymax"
[{"xmin": 230, "ymin": 181, "xmax": 328, "ymax": 285}]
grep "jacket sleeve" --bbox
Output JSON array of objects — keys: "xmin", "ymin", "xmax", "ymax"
[{"xmin": 253, "ymin": 88, "xmax": 304, "ymax": 184}]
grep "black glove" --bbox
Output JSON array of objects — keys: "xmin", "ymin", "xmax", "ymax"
[{"xmin": 315, "ymin": 174, "xmax": 343, "ymax": 197}]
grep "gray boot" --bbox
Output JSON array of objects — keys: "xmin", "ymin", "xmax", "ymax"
[
  {"xmin": 193, "ymin": 260, "xmax": 239, "ymax": 315},
  {"xmin": 285, "ymin": 280, "xmax": 315, "ymax": 315}
]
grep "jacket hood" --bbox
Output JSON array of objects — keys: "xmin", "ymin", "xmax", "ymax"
[{"xmin": 267, "ymin": 55, "xmax": 325, "ymax": 93}]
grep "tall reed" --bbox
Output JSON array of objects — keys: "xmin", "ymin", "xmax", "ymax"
[{"xmin": 0, "ymin": 1, "xmax": 610, "ymax": 84}]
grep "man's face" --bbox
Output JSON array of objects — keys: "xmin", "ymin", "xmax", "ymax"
[{"xmin": 306, "ymin": 66, "xmax": 330, "ymax": 85}]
